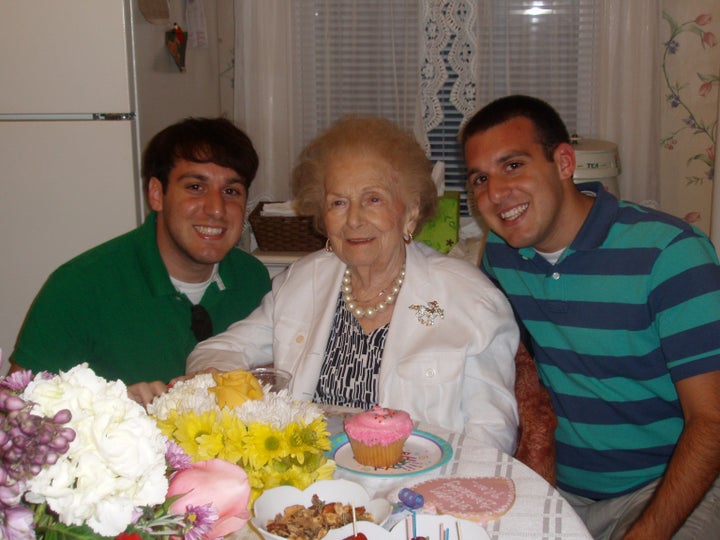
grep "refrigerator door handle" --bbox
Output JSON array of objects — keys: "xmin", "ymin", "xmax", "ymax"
[
  {"xmin": 0, "ymin": 113, "xmax": 135, "ymax": 122},
  {"xmin": 93, "ymin": 113, "xmax": 136, "ymax": 121}
]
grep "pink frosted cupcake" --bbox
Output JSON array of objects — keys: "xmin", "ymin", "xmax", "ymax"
[{"xmin": 344, "ymin": 406, "xmax": 414, "ymax": 468}]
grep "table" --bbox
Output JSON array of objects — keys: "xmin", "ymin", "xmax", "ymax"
[{"xmin": 233, "ymin": 412, "xmax": 592, "ymax": 540}]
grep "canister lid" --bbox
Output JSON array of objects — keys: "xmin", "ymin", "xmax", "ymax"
[{"xmin": 571, "ymin": 136, "xmax": 621, "ymax": 179}]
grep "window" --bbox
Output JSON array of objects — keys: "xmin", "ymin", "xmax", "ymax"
[
  {"xmin": 292, "ymin": 1, "xmax": 419, "ymax": 146},
  {"xmin": 292, "ymin": 0, "xmax": 601, "ymax": 215}
]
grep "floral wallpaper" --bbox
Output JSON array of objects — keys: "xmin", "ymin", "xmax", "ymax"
[{"xmin": 660, "ymin": 0, "xmax": 719, "ymax": 233}]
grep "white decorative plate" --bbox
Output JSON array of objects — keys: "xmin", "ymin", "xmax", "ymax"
[{"xmin": 329, "ymin": 429, "xmax": 453, "ymax": 477}]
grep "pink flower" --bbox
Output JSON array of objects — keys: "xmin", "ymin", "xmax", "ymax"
[
  {"xmin": 703, "ymin": 32, "xmax": 717, "ymax": 48},
  {"xmin": 695, "ymin": 14, "xmax": 712, "ymax": 26},
  {"xmin": 168, "ymin": 459, "xmax": 251, "ymax": 539},
  {"xmin": 699, "ymin": 81, "xmax": 713, "ymax": 97}
]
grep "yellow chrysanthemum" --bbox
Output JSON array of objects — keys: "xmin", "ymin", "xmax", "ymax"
[
  {"xmin": 313, "ymin": 459, "xmax": 337, "ymax": 481},
  {"xmin": 171, "ymin": 410, "xmax": 224, "ymax": 461},
  {"xmin": 152, "ymin": 372, "xmax": 337, "ymax": 507},
  {"xmin": 242, "ymin": 422, "xmax": 290, "ymax": 469},
  {"xmin": 270, "ymin": 463, "xmax": 314, "ymax": 491},
  {"xmin": 285, "ymin": 418, "xmax": 331, "ymax": 463},
  {"xmin": 215, "ymin": 409, "xmax": 247, "ymax": 463},
  {"xmin": 154, "ymin": 410, "xmax": 179, "ymax": 439}
]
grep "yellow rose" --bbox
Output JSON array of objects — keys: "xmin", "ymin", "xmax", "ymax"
[{"xmin": 210, "ymin": 370, "xmax": 264, "ymax": 408}]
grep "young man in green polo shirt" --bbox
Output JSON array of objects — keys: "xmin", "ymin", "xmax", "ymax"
[{"xmin": 9, "ymin": 117, "xmax": 271, "ymax": 405}]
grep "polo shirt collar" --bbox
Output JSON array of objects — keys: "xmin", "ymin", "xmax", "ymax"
[
  {"xmin": 513, "ymin": 181, "xmax": 617, "ymax": 259},
  {"xmin": 137, "ymin": 212, "xmax": 177, "ymax": 297},
  {"xmin": 138, "ymin": 212, "xmax": 242, "ymax": 296},
  {"xmin": 569, "ymin": 181, "xmax": 619, "ymax": 251}
]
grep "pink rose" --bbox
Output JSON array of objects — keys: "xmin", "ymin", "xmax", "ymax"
[
  {"xmin": 703, "ymin": 31, "xmax": 717, "ymax": 48},
  {"xmin": 695, "ymin": 14, "xmax": 712, "ymax": 26},
  {"xmin": 168, "ymin": 459, "xmax": 251, "ymax": 539}
]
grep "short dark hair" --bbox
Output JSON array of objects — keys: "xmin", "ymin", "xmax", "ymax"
[
  {"xmin": 141, "ymin": 117, "xmax": 259, "ymax": 194},
  {"xmin": 461, "ymin": 95, "xmax": 570, "ymax": 162}
]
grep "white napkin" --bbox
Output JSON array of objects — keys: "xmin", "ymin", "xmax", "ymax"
[{"xmin": 261, "ymin": 201, "xmax": 298, "ymax": 217}]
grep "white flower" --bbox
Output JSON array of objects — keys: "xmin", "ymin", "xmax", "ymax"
[
  {"xmin": 22, "ymin": 364, "xmax": 169, "ymax": 537},
  {"xmin": 150, "ymin": 372, "xmax": 324, "ymax": 430},
  {"xmin": 234, "ymin": 389, "xmax": 324, "ymax": 429},
  {"xmin": 147, "ymin": 373, "xmax": 216, "ymax": 419}
]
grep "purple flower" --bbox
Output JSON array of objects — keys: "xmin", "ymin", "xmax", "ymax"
[
  {"xmin": 668, "ymin": 94, "xmax": 681, "ymax": 107},
  {"xmin": 0, "ymin": 371, "xmax": 33, "ymax": 392},
  {"xmin": 165, "ymin": 440, "xmax": 192, "ymax": 473},
  {"xmin": 0, "ymin": 503, "xmax": 34, "ymax": 540},
  {"xmin": 183, "ymin": 503, "xmax": 219, "ymax": 540},
  {"xmin": 665, "ymin": 39, "xmax": 679, "ymax": 54}
]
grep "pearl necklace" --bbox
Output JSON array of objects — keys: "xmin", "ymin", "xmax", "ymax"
[{"xmin": 342, "ymin": 265, "xmax": 406, "ymax": 320}]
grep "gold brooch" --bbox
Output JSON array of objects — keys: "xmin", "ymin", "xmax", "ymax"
[{"xmin": 409, "ymin": 301, "xmax": 445, "ymax": 326}]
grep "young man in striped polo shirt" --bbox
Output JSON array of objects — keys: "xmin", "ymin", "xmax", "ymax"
[{"xmin": 462, "ymin": 94, "xmax": 720, "ymax": 540}]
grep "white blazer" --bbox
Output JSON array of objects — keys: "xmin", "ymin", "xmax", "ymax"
[{"xmin": 188, "ymin": 242, "xmax": 519, "ymax": 453}]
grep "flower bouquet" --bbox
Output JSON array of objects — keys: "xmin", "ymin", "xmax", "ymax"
[
  {"xmin": 0, "ymin": 364, "xmax": 251, "ymax": 540},
  {"xmin": 148, "ymin": 370, "xmax": 336, "ymax": 506}
]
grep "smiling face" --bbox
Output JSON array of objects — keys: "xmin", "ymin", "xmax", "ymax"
[
  {"xmin": 322, "ymin": 151, "xmax": 417, "ymax": 273},
  {"xmin": 465, "ymin": 116, "xmax": 590, "ymax": 252},
  {"xmin": 148, "ymin": 159, "xmax": 247, "ymax": 282}
]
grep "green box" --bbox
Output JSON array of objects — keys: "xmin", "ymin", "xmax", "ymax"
[{"xmin": 416, "ymin": 191, "xmax": 460, "ymax": 254}]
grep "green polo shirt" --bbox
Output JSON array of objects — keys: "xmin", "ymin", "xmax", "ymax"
[{"xmin": 11, "ymin": 213, "xmax": 271, "ymax": 384}]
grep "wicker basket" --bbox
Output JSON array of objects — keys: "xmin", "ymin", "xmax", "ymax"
[{"xmin": 249, "ymin": 201, "xmax": 326, "ymax": 252}]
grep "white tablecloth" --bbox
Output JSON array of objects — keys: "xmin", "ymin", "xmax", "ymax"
[{"xmin": 233, "ymin": 413, "xmax": 592, "ymax": 540}]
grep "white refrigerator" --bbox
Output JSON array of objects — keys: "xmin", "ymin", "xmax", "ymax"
[{"xmin": 0, "ymin": 0, "xmax": 222, "ymax": 365}]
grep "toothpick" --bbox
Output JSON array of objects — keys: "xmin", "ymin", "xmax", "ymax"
[
  {"xmin": 405, "ymin": 514, "xmax": 412, "ymax": 540},
  {"xmin": 439, "ymin": 523, "xmax": 445, "ymax": 540},
  {"xmin": 456, "ymin": 521, "xmax": 463, "ymax": 540},
  {"xmin": 351, "ymin": 505, "xmax": 357, "ymax": 535}
]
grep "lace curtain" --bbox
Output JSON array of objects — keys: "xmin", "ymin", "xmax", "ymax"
[{"xmin": 418, "ymin": 0, "xmax": 478, "ymax": 149}]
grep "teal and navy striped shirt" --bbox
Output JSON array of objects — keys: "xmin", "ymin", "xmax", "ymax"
[{"xmin": 482, "ymin": 183, "xmax": 720, "ymax": 499}]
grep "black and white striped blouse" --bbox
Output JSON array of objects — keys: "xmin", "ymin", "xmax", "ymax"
[{"xmin": 314, "ymin": 293, "xmax": 388, "ymax": 408}]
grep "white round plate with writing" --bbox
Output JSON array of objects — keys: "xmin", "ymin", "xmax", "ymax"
[
  {"xmin": 329, "ymin": 429, "xmax": 453, "ymax": 477},
  {"xmin": 389, "ymin": 513, "xmax": 490, "ymax": 540}
]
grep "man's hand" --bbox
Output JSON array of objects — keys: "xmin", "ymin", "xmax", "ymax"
[{"xmin": 127, "ymin": 380, "xmax": 168, "ymax": 407}]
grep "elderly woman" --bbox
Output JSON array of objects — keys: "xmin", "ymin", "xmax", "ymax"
[{"xmin": 187, "ymin": 116, "xmax": 520, "ymax": 452}]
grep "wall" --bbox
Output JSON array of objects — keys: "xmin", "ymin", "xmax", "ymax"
[
  {"xmin": 659, "ymin": 1, "xmax": 720, "ymax": 234},
  {"xmin": 133, "ymin": 0, "xmax": 224, "ymax": 153}
]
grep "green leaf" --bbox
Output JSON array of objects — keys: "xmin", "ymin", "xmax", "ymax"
[
  {"xmin": 662, "ymin": 11, "xmax": 680, "ymax": 35},
  {"xmin": 38, "ymin": 521, "xmax": 112, "ymax": 540}
]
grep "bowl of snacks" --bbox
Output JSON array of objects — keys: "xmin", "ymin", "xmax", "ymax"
[{"xmin": 252, "ymin": 479, "xmax": 392, "ymax": 540}]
